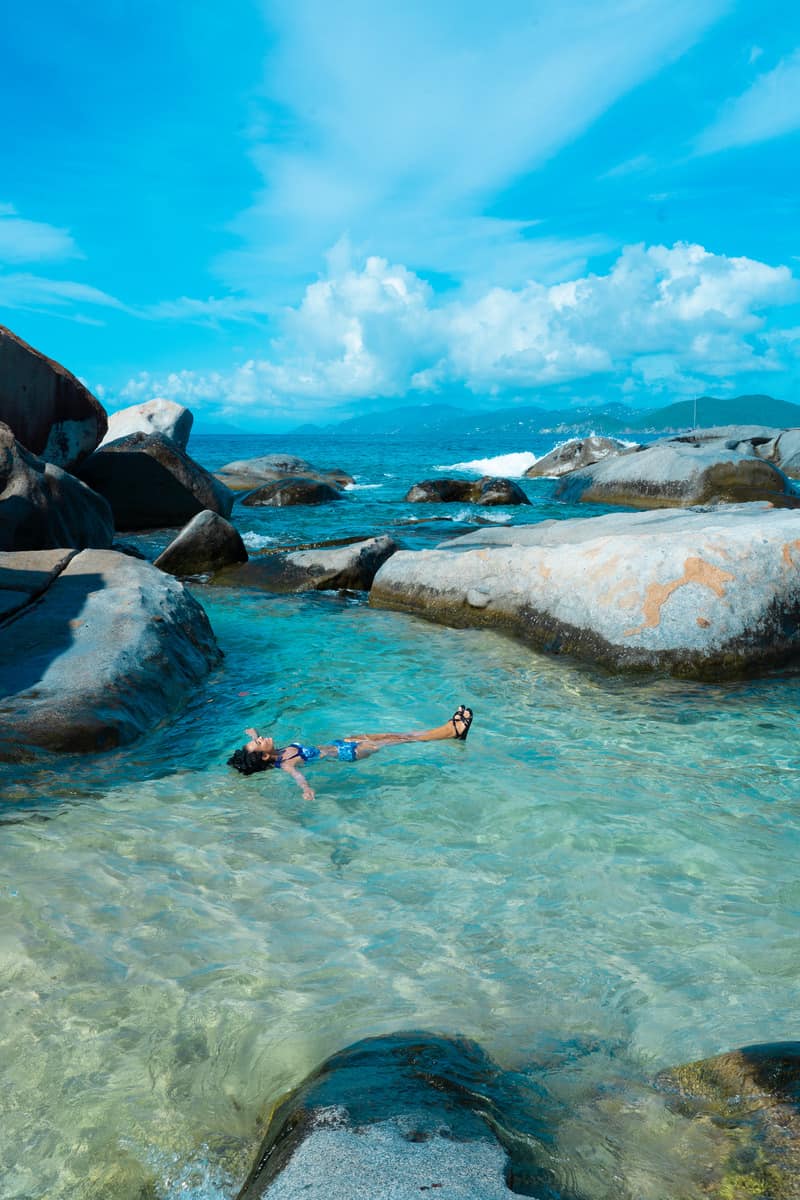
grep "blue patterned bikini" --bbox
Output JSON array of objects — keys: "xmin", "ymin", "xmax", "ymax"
[{"xmin": 277, "ymin": 739, "xmax": 359, "ymax": 767}]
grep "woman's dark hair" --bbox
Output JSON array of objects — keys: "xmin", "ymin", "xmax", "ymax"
[{"xmin": 227, "ymin": 746, "xmax": 275, "ymax": 775}]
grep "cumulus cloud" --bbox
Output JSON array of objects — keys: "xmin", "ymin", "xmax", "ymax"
[
  {"xmin": 0, "ymin": 204, "xmax": 81, "ymax": 263},
  {"xmin": 112, "ymin": 240, "xmax": 798, "ymax": 417},
  {"xmin": 696, "ymin": 47, "xmax": 800, "ymax": 153}
]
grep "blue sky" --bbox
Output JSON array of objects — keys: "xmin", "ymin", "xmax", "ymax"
[{"xmin": 2, "ymin": 0, "xmax": 799, "ymax": 429}]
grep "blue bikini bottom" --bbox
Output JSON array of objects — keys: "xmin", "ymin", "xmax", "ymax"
[{"xmin": 331, "ymin": 739, "xmax": 359, "ymax": 762}]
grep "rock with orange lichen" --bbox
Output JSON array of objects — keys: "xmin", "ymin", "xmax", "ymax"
[{"xmin": 370, "ymin": 504, "xmax": 800, "ymax": 678}]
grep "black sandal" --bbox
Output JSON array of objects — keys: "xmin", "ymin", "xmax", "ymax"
[{"xmin": 451, "ymin": 705, "xmax": 473, "ymax": 741}]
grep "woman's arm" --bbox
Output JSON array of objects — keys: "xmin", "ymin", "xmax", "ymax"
[{"xmin": 280, "ymin": 761, "xmax": 315, "ymax": 801}]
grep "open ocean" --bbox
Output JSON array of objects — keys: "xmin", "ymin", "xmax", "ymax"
[{"xmin": 1, "ymin": 430, "xmax": 798, "ymax": 1199}]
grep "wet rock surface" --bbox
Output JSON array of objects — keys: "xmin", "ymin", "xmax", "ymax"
[
  {"xmin": 0, "ymin": 324, "xmax": 107, "ymax": 471},
  {"xmin": 77, "ymin": 431, "xmax": 234, "ymax": 530},
  {"xmin": 0, "ymin": 423, "xmax": 114, "ymax": 552},
  {"xmin": 240, "ymin": 477, "xmax": 344, "ymax": 507},
  {"xmin": 154, "ymin": 509, "xmax": 248, "ymax": 577},
  {"xmin": 658, "ymin": 1041, "xmax": 800, "ymax": 1200},
  {"xmin": 0, "ymin": 549, "xmax": 220, "ymax": 757},
  {"xmin": 405, "ymin": 476, "xmax": 530, "ymax": 506},
  {"xmin": 235, "ymin": 1032, "xmax": 554, "ymax": 1200},
  {"xmin": 371, "ymin": 503, "xmax": 800, "ymax": 678}
]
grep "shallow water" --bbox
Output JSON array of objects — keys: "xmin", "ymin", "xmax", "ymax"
[{"xmin": 1, "ymin": 433, "xmax": 798, "ymax": 1199}]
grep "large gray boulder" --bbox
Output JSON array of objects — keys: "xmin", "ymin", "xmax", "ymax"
[
  {"xmin": 0, "ymin": 549, "xmax": 220, "ymax": 756},
  {"xmin": 240, "ymin": 477, "xmax": 343, "ymax": 507},
  {"xmin": 0, "ymin": 325, "xmax": 107, "ymax": 470},
  {"xmin": 218, "ymin": 535, "xmax": 398, "ymax": 593},
  {"xmin": 235, "ymin": 1032, "xmax": 552, "ymax": 1199},
  {"xmin": 0, "ymin": 548, "xmax": 76, "ymax": 621},
  {"xmin": 77, "ymin": 431, "xmax": 234, "ymax": 530},
  {"xmin": 154, "ymin": 509, "xmax": 248, "ymax": 576},
  {"xmin": 525, "ymin": 435, "xmax": 636, "ymax": 479},
  {"xmin": 217, "ymin": 454, "xmax": 353, "ymax": 491},
  {"xmin": 556, "ymin": 438, "xmax": 797, "ymax": 508},
  {"xmin": 0, "ymin": 423, "xmax": 114, "ymax": 551},
  {"xmin": 370, "ymin": 504, "xmax": 800, "ymax": 678},
  {"xmin": 405, "ymin": 476, "xmax": 530, "ymax": 505},
  {"xmin": 100, "ymin": 399, "xmax": 193, "ymax": 450}
]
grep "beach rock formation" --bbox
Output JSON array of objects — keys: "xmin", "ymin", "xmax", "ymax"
[
  {"xmin": 154, "ymin": 510, "xmax": 248, "ymax": 577},
  {"xmin": 657, "ymin": 1041, "xmax": 800, "ymax": 1199},
  {"xmin": 216, "ymin": 454, "xmax": 354, "ymax": 491},
  {"xmin": 240, "ymin": 477, "xmax": 343, "ymax": 507},
  {"xmin": 100, "ymin": 398, "xmax": 193, "ymax": 450},
  {"xmin": 524, "ymin": 435, "xmax": 636, "ymax": 479},
  {"xmin": 405, "ymin": 476, "xmax": 530, "ymax": 506},
  {"xmin": 556, "ymin": 436, "xmax": 798, "ymax": 509},
  {"xmin": 235, "ymin": 1031, "xmax": 554, "ymax": 1199},
  {"xmin": 0, "ymin": 423, "xmax": 114, "ymax": 552},
  {"xmin": 766, "ymin": 429, "xmax": 800, "ymax": 479},
  {"xmin": 370, "ymin": 503, "xmax": 800, "ymax": 678},
  {"xmin": 218, "ymin": 534, "xmax": 398, "ymax": 593},
  {"xmin": 0, "ymin": 549, "xmax": 220, "ymax": 757},
  {"xmin": 0, "ymin": 324, "xmax": 107, "ymax": 470},
  {"xmin": 77, "ymin": 431, "xmax": 234, "ymax": 530}
]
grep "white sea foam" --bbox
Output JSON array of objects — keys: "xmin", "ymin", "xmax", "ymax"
[
  {"xmin": 437, "ymin": 451, "xmax": 537, "ymax": 477},
  {"xmin": 344, "ymin": 482, "xmax": 383, "ymax": 491},
  {"xmin": 242, "ymin": 532, "xmax": 277, "ymax": 549},
  {"xmin": 453, "ymin": 508, "xmax": 512, "ymax": 524}
]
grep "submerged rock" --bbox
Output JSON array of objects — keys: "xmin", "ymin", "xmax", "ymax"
[
  {"xmin": 100, "ymin": 398, "xmax": 193, "ymax": 450},
  {"xmin": 0, "ymin": 423, "xmax": 114, "ymax": 552},
  {"xmin": 405, "ymin": 476, "xmax": 530, "ymax": 505},
  {"xmin": 0, "ymin": 323, "xmax": 107, "ymax": 470},
  {"xmin": 217, "ymin": 454, "xmax": 354, "ymax": 491},
  {"xmin": 0, "ymin": 549, "xmax": 220, "ymax": 756},
  {"xmin": 370, "ymin": 503, "xmax": 800, "ymax": 678},
  {"xmin": 240, "ymin": 477, "xmax": 343, "ymax": 507},
  {"xmin": 657, "ymin": 1041, "xmax": 800, "ymax": 1199},
  {"xmin": 218, "ymin": 534, "xmax": 398, "ymax": 592},
  {"xmin": 525, "ymin": 435, "xmax": 636, "ymax": 479},
  {"xmin": 556, "ymin": 436, "xmax": 798, "ymax": 509},
  {"xmin": 154, "ymin": 509, "xmax": 248, "ymax": 577},
  {"xmin": 77, "ymin": 431, "xmax": 234, "ymax": 530},
  {"xmin": 235, "ymin": 1032, "xmax": 555, "ymax": 1200}
]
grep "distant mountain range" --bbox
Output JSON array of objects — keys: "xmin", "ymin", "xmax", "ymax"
[{"xmin": 289, "ymin": 394, "xmax": 800, "ymax": 438}]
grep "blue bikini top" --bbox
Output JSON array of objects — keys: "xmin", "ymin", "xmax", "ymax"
[{"xmin": 277, "ymin": 742, "xmax": 321, "ymax": 767}]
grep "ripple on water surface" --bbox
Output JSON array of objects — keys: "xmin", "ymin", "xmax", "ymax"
[{"xmin": 1, "ymin": 558, "xmax": 799, "ymax": 1198}]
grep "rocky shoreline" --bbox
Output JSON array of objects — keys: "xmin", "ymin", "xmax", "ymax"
[{"xmin": 3, "ymin": 321, "xmax": 800, "ymax": 752}]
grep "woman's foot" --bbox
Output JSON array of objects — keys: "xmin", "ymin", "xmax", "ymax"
[{"xmin": 451, "ymin": 705, "xmax": 473, "ymax": 741}]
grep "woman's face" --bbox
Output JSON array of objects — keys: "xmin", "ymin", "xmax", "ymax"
[{"xmin": 246, "ymin": 733, "xmax": 274, "ymax": 757}]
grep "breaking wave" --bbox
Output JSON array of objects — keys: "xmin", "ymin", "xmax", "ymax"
[{"xmin": 438, "ymin": 451, "xmax": 537, "ymax": 477}]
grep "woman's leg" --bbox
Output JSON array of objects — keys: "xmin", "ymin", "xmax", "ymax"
[{"xmin": 338, "ymin": 708, "xmax": 472, "ymax": 757}]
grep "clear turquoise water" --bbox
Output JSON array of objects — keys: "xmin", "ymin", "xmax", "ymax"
[{"xmin": 1, "ymin": 433, "xmax": 798, "ymax": 1199}]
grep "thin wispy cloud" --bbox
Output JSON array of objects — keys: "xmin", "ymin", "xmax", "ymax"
[
  {"xmin": 0, "ymin": 204, "xmax": 81, "ymax": 264},
  {"xmin": 697, "ymin": 47, "xmax": 800, "ymax": 154},
  {"xmin": 220, "ymin": 0, "xmax": 730, "ymax": 294}
]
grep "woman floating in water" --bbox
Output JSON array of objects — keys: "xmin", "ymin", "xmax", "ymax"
[{"xmin": 227, "ymin": 705, "xmax": 474, "ymax": 801}]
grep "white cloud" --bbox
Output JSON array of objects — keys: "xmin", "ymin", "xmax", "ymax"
[
  {"xmin": 0, "ymin": 273, "xmax": 125, "ymax": 313},
  {"xmin": 111, "ymin": 240, "xmax": 798, "ymax": 415},
  {"xmin": 217, "ymin": 0, "xmax": 729, "ymax": 294},
  {"xmin": 696, "ymin": 48, "xmax": 800, "ymax": 154},
  {"xmin": 0, "ymin": 204, "xmax": 81, "ymax": 263}
]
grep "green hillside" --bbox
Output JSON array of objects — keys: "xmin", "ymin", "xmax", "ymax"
[{"xmin": 640, "ymin": 394, "xmax": 800, "ymax": 431}]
